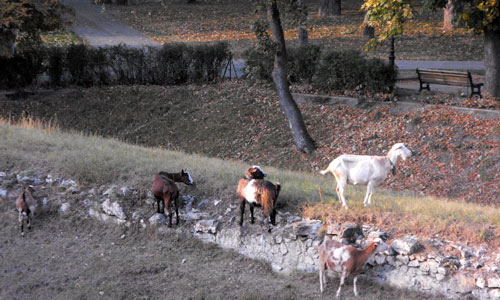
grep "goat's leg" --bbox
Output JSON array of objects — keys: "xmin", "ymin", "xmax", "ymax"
[
  {"xmin": 27, "ymin": 215, "xmax": 31, "ymax": 230},
  {"xmin": 336, "ymin": 180, "xmax": 349, "ymax": 209},
  {"xmin": 363, "ymin": 182, "xmax": 375, "ymax": 207},
  {"xmin": 270, "ymin": 208, "xmax": 276, "ymax": 226},
  {"xmin": 319, "ymin": 268, "xmax": 324, "ymax": 293},
  {"xmin": 336, "ymin": 269, "xmax": 346, "ymax": 297},
  {"xmin": 249, "ymin": 204, "xmax": 255, "ymax": 224},
  {"xmin": 165, "ymin": 197, "xmax": 172, "ymax": 227},
  {"xmin": 353, "ymin": 275, "xmax": 358, "ymax": 296},
  {"xmin": 239, "ymin": 199, "xmax": 246, "ymax": 226},
  {"xmin": 174, "ymin": 196, "xmax": 179, "ymax": 225},
  {"xmin": 18, "ymin": 211, "xmax": 24, "ymax": 237},
  {"xmin": 155, "ymin": 196, "xmax": 163, "ymax": 213}
]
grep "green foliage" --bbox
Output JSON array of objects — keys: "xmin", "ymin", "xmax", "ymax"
[
  {"xmin": 362, "ymin": 0, "xmax": 415, "ymax": 49},
  {"xmin": 0, "ymin": 0, "xmax": 70, "ymax": 54},
  {"xmin": 313, "ymin": 50, "xmax": 396, "ymax": 94},
  {"xmin": 460, "ymin": 0, "xmax": 500, "ymax": 32}
]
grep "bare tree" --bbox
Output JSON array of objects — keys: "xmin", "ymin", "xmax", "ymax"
[
  {"xmin": 318, "ymin": 0, "xmax": 341, "ymax": 17},
  {"xmin": 297, "ymin": 0, "xmax": 308, "ymax": 46},
  {"xmin": 267, "ymin": 1, "xmax": 316, "ymax": 153}
]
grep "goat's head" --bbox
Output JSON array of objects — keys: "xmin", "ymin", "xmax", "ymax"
[
  {"xmin": 371, "ymin": 237, "xmax": 388, "ymax": 253},
  {"xmin": 180, "ymin": 170, "xmax": 195, "ymax": 185},
  {"xmin": 245, "ymin": 166, "xmax": 266, "ymax": 179},
  {"xmin": 391, "ymin": 143, "xmax": 412, "ymax": 160}
]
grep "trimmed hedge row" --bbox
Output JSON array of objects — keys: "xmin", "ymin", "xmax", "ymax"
[
  {"xmin": 0, "ymin": 42, "xmax": 230, "ymax": 89},
  {"xmin": 243, "ymin": 45, "xmax": 397, "ymax": 94}
]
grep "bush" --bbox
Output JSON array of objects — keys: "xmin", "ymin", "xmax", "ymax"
[
  {"xmin": 314, "ymin": 50, "xmax": 396, "ymax": 94},
  {"xmin": 287, "ymin": 44, "xmax": 321, "ymax": 84},
  {"xmin": 242, "ymin": 46, "xmax": 274, "ymax": 82},
  {"xmin": 0, "ymin": 42, "xmax": 231, "ymax": 88},
  {"xmin": 0, "ymin": 49, "xmax": 44, "ymax": 89},
  {"xmin": 47, "ymin": 47, "xmax": 65, "ymax": 86}
]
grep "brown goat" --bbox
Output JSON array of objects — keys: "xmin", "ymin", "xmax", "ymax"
[
  {"xmin": 15, "ymin": 186, "xmax": 36, "ymax": 236},
  {"xmin": 152, "ymin": 170, "xmax": 194, "ymax": 227},
  {"xmin": 318, "ymin": 236, "xmax": 388, "ymax": 297},
  {"xmin": 237, "ymin": 166, "xmax": 280, "ymax": 226}
]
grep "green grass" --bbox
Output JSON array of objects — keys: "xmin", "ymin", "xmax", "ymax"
[{"xmin": 2, "ymin": 117, "xmax": 500, "ymax": 246}]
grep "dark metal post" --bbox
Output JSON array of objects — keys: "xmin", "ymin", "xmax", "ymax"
[{"xmin": 389, "ymin": 36, "xmax": 395, "ymax": 69}]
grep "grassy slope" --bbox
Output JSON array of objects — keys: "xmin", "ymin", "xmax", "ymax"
[
  {"xmin": 1, "ymin": 116, "xmax": 500, "ymax": 247},
  {"xmin": 1, "ymin": 83, "xmax": 498, "ymax": 206}
]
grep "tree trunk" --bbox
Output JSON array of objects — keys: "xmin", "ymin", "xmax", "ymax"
[
  {"xmin": 484, "ymin": 29, "xmax": 500, "ymax": 99},
  {"xmin": 267, "ymin": 2, "xmax": 316, "ymax": 153},
  {"xmin": 298, "ymin": 0, "xmax": 308, "ymax": 46},
  {"xmin": 318, "ymin": 0, "xmax": 341, "ymax": 17},
  {"xmin": 443, "ymin": 0, "xmax": 462, "ymax": 31}
]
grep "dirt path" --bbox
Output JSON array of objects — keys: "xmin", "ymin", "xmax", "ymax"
[{"xmin": 63, "ymin": 0, "xmax": 159, "ymax": 47}]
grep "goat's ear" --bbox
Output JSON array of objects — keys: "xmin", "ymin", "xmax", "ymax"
[{"xmin": 181, "ymin": 169, "xmax": 185, "ymax": 174}]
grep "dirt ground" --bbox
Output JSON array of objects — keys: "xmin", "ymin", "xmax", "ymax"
[{"xmin": 0, "ymin": 198, "xmax": 445, "ymax": 300}]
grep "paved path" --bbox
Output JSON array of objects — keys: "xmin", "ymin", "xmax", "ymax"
[
  {"xmin": 64, "ymin": 0, "xmax": 482, "ymax": 95},
  {"xmin": 63, "ymin": 0, "xmax": 159, "ymax": 47}
]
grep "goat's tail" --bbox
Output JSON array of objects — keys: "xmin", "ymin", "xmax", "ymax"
[
  {"xmin": 22, "ymin": 190, "xmax": 26, "ymax": 204},
  {"xmin": 260, "ymin": 185, "xmax": 279, "ymax": 217},
  {"xmin": 275, "ymin": 183, "xmax": 281, "ymax": 197},
  {"xmin": 319, "ymin": 168, "xmax": 329, "ymax": 176}
]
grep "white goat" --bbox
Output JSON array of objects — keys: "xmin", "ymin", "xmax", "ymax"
[
  {"xmin": 318, "ymin": 236, "xmax": 388, "ymax": 297},
  {"xmin": 320, "ymin": 143, "xmax": 412, "ymax": 208}
]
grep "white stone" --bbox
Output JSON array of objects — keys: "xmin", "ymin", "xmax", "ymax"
[
  {"xmin": 61, "ymin": 179, "xmax": 76, "ymax": 187},
  {"xmin": 390, "ymin": 235, "xmax": 422, "ymax": 255},
  {"xmin": 59, "ymin": 202, "xmax": 71, "ymax": 214},
  {"xmin": 408, "ymin": 260, "xmax": 420, "ymax": 267},
  {"xmin": 0, "ymin": 171, "xmax": 6, "ymax": 177},
  {"xmin": 120, "ymin": 187, "xmax": 130, "ymax": 197},
  {"xmin": 0, "ymin": 189, "xmax": 7, "ymax": 199},
  {"xmin": 488, "ymin": 277, "xmax": 500, "ymax": 288},
  {"xmin": 194, "ymin": 219, "xmax": 219, "ymax": 234},
  {"xmin": 280, "ymin": 243, "xmax": 288, "ymax": 255},
  {"xmin": 489, "ymin": 288, "xmax": 500, "ymax": 299},
  {"xmin": 149, "ymin": 213, "xmax": 166, "ymax": 226},
  {"xmin": 476, "ymin": 277, "xmax": 486, "ymax": 289},
  {"xmin": 101, "ymin": 199, "xmax": 127, "ymax": 220}
]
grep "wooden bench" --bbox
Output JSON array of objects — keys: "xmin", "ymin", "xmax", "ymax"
[{"xmin": 416, "ymin": 68, "xmax": 483, "ymax": 98}]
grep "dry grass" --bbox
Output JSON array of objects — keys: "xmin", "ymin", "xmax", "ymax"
[{"xmin": 2, "ymin": 116, "xmax": 500, "ymax": 247}]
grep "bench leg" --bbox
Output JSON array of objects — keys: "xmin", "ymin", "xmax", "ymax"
[{"xmin": 419, "ymin": 83, "xmax": 430, "ymax": 92}]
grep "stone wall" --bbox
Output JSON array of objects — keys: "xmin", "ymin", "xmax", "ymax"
[{"xmin": 2, "ymin": 170, "xmax": 500, "ymax": 299}]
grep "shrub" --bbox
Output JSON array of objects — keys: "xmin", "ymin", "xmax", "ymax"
[
  {"xmin": 188, "ymin": 42, "xmax": 230, "ymax": 83},
  {"xmin": 0, "ymin": 49, "xmax": 44, "ymax": 89},
  {"xmin": 156, "ymin": 43, "xmax": 189, "ymax": 85},
  {"xmin": 66, "ymin": 44, "xmax": 94, "ymax": 86},
  {"xmin": 314, "ymin": 50, "xmax": 396, "ymax": 94},
  {"xmin": 47, "ymin": 47, "xmax": 65, "ymax": 86},
  {"xmin": 242, "ymin": 46, "xmax": 274, "ymax": 82},
  {"xmin": 287, "ymin": 44, "xmax": 321, "ymax": 84}
]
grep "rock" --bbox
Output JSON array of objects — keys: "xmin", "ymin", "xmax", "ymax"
[
  {"xmin": 61, "ymin": 179, "xmax": 76, "ymax": 187},
  {"xmin": 0, "ymin": 189, "xmax": 7, "ymax": 199},
  {"xmin": 83, "ymin": 199, "xmax": 92, "ymax": 206},
  {"xmin": 0, "ymin": 171, "xmax": 6, "ymax": 177},
  {"xmin": 102, "ymin": 199, "xmax": 127, "ymax": 220},
  {"xmin": 68, "ymin": 185, "xmax": 80, "ymax": 194},
  {"xmin": 420, "ymin": 261, "xmax": 440, "ymax": 274},
  {"xmin": 194, "ymin": 219, "xmax": 219, "ymax": 234},
  {"xmin": 286, "ymin": 215, "xmax": 302, "ymax": 223},
  {"xmin": 476, "ymin": 277, "xmax": 486, "ymax": 289},
  {"xmin": 488, "ymin": 277, "xmax": 500, "ymax": 288},
  {"xmin": 489, "ymin": 288, "xmax": 500, "ymax": 299},
  {"xmin": 408, "ymin": 260, "xmax": 420, "ymax": 268},
  {"xmin": 59, "ymin": 202, "xmax": 71, "ymax": 214},
  {"xmin": 460, "ymin": 246, "xmax": 475, "ymax": 259},
  {"xmin": 294, "ymin": 220, "xmax": 322, "ymax": 237},
  {"xmin": 449, "ymin": 274, "xmax": 476, "ymax": 294},
  {"xmin": 213, "ymin": 200, "xmax": 220, "ymax": 206},
  {"xmin": 367, "ymin": 230, "xmax": 392, "ymax": 241},
  {"xmin": 197, "ymin": 200, "xmax": 210, "ymax": 209},
  {"xmin": 42, "ymin": 198, "xmax": 48, "ymax": 210},
  {"xmin": 182, "ymin": 195, "xmax": 195, "ymax": 210},
  {"xmin": 185, "ymin": 211, "xmax": 209, "ymax": 221},
  {"xmin": 120, "ymin": 187, "xmax": 130, "ymax": 197},
  {"xmin": 476, "ymin": 248, "xmax": 487, "ymax": 257},
  {"xmin": 435, "ymin": 273, "xmax": 445, "ymax": 281},
  {"xmin": 390, "ymin": 235, "xmax": 423, "ymax": 255},
  {"xmin": 149, "ymin": 213, "xmax": 166, "ymax": 226}
]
